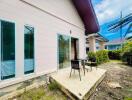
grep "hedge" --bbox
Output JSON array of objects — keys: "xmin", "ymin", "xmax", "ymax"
[
  {"xmin": 122, "ymin": 52, "xmax": 132, "ymax": 65},
  {"xmin": 122, "ymin": 40, "xmax": 132, "ymax": 65},
  {"xmin": 87, "ymin": 50, "xmax": 109, "ymax": 65},
  {"xmin": 108, "ymin": 49, "xmax": 122, "ymax": 60}
]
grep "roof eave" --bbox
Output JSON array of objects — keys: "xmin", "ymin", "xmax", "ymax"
[{"xmin": 72, "ymin": 0, "xmax": 100, "ymax": 35}]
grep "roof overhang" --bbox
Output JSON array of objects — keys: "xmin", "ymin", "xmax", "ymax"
[
  {"xmin": 72, "ymin": 0, "xmax": 100, "ymax": 35},
  {"xmin": 86, "ymin": 33, "xmax": 109, "ymax": 43},
  {"xmin": 105, "ymin": 38, "xmax": 125, "ymax": 46}
]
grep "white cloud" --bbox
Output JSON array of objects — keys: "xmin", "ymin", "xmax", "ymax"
[{"xmin": 94, "ymin": 0, "xmax": 132, "ymax": 25}]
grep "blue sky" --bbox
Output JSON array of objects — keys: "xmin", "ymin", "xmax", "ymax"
[{"xmin": 92, "ymin": 0, "xmax": 132, "ymax": 41}]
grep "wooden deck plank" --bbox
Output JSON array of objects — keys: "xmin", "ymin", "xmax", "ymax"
[{"xmin": 50, "ymin": 66, "xmax": 106, "ymax": 100}]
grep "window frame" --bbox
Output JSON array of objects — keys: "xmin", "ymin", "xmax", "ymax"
[{"xmin": 0, "ymin": 21, "xmax": 1, "ymax": 81}]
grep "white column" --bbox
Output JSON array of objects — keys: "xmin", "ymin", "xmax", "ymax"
[
  {"xmin": 84, "ymin": 36, "xmax": 87, "ymax": 58},
  {"xmin": 89, "ymin": 36, "xmax": 96, "ymax": 52},
  {"xmin": 99, "ymin": 41, "xmax": 105, "ymax": 50}
]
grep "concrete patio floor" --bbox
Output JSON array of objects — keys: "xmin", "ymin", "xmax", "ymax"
[{"xmin": 50, "ymin": 66, "xmax": 106, "ymax": 100}]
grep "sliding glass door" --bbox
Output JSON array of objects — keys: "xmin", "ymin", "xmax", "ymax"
[
  {"xmin": 58, "ymin": 34, "xmax": 70, "ymax": 69},
  {"xmin": 71, "ymin": 38, "xmax": 79, "ymax": 60},
  {"xmin": 24, "ymin": 25, "xmax": 34, "ymax": 74},
  {"xmin": 0, "ymin": 21, "xmax": 15, "ymax": 80}
]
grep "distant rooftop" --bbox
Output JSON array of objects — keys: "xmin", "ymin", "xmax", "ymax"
[{"xmin": 105, "ymin": 38, "xmax": 125, "ymax": 45}]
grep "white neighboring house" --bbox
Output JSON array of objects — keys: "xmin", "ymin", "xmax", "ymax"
[
  {"xmin": 105, "ymin": 38, "xmax": 125, "ymax": 50},
  {"xmin": 125, "ymin": 33, "xmax": 132, "ymax": 40},
  {"xmin": 0, "ymin": 0, "xmax": 99, "ymax": 89}
]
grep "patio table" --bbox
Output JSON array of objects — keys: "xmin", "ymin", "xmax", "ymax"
[
  {"xmin": 71, "ymin": 59, "xmax": 88, "ymax": 75},
  {"xmin": 78, "ymin": 59, "xmax": 88, "ymax": 75}
]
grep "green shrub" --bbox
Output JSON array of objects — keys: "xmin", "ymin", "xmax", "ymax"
[
  {"xmin": 87, "ymin": 52, "xmax": 96, "ymax": 60},
  {"xmin": 122, "ymin": 40, "xmax": 132, "ymax": 65},
  {"xmin": 108, "ymin": 49, "xmax": 122, "ymax": 60},
  {"xmin": 122, "ymin": 39, "xmax": 132, "ymax": 53},
  {"xmin": 96, "ymin": 50, "xmax": 109, "ymax": 64},
  {"xmin": 48, "ymin": 81, "xmax": 59, "ymax": 91},
  {"xmin": 124, "ymin": 97, "xmax": 132, "ymax": 100},
  {"xmin": 87, "ymin": 50, "xmax": 109, "ymax": 65}
]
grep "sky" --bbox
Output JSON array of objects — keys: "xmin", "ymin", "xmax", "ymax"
[{"xmin": 92, "ymin": 0, "xmax": 132, "ymax": 41}]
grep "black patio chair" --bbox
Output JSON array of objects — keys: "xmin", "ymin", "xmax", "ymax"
[
  {"xmin": 89, "ymin": 57, "xmax": 97, "ymax": 70},
  {"xmin": 70, "ymin": 60, "xmax": 81, "ymax": 81},
  {"xmin": 85, "ymin": 56, "xmax": 97, "ymax": 71},
  {"xmin": 81, "ymin": 59, "xmax": 89, "ymax": 75}
]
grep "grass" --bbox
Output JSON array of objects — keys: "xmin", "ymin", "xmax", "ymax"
[
  {"xmin": 17, "ymin": 86, "xmax": 45, "ymax": 100},
  {"xmin": 110, "ymin": 60, "xmax": 122, "ymax": 62},
  {"xmin": 15, "ymin": 82, "xmax": 67, "ymax": 100},
  {"xmin": 124, "ymin": 97, "xmax": 132, "ymax": 100},
  {"xmin": 124, "ymin": 88, "xmax": 132, "ymax": 92},
  {"xmin": 48, "ymin": 81, "xmax": 59, "ymax": 91}
]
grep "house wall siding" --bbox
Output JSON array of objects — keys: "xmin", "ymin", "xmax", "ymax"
[
  {"xmin": 0, "ymin": 0, "xmax": 86, "ymax": 88},
  {"xmin": 21, "ymin": 0, "xmax": 84, "ymax": 29}
]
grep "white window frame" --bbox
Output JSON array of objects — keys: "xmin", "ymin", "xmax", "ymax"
[{"xmin": 0, "ymin": 21, "xmax": 1, "ymax": 81}]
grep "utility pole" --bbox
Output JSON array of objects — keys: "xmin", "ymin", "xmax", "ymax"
[
  {"xmin": 120, "ymin": 11, "xmax": 123, "ymax": 50},
  {"xmin": 120, "ymin": 11, "xmax": 122, "ymax": 41}
]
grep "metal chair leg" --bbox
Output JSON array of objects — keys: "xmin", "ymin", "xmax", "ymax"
[
  {"xmin": 70, "ymin": 68, "xmax": 72, "ymax": 77},
  {"xmin": 83, "ymin": 66, "xmax": 85, "ymax": 76},
  {"xmin": 74, "ymin": 70, "xmax": 75, "ymax": 74},
  {"xmin": 90, "ymin": 62, "xmax": 92, "ymax": 71},
  {"xmin": 90, "ymin": 66, "xmax": 92, "ymax": 71},
  {"xmin": 78, "ymin": 70, "xmax": 81, "ymax": 81}
]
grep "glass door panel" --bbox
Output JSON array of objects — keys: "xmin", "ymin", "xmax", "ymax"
[{"xmin": 58, "ymin": 34, "xmax": 70, "ymax": 69}]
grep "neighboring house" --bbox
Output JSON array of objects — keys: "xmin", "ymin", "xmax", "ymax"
[
  {"xmin": 0, "ymin": 0, "xmax": 99, "ymax": 90},
  {"xmin": 105, "ymin": 38, "xmax": 125, "ymax": 50},
  {"xmin": 125, "ymin": 33, "xmax": 132, "ymax": 40},
  {"xmin": 86, "ymin": 33, "xmax": 108, "ymax": 52}
]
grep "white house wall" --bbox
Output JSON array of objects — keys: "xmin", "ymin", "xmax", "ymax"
[
  {"xmin": 0, "ymin": 0, "xmax": 85, "ymax": 88},
  {"xmin": 22, "ymin": 0, "xmax": 84, "ymax": 28}
]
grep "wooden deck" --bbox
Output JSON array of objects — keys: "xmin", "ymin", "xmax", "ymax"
[{"xmin": 50, "ymin": 66, "xmax": 106, "ymax": 100}]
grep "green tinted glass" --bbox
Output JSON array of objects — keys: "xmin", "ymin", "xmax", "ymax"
[
  {"xmin": 24, "ymin": 25, "xmax": 34, "ymax": 74},
  {"xmin": 58, "ymin": 34, "xmax": 70, "ymax": 69},
  {"xmin": 1, "ymin": 21, "xmax": 15, "ymax": 80}
]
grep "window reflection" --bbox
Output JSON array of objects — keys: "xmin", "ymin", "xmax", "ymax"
[
  {"xmin": 24, "ymin": 26, "xmax": 34, "ymax": 74},
  {"xmin": 58, "ymin": 34, "xmax": 70, "ymax": 69}
]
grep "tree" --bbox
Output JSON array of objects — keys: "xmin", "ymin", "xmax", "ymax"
[
  {"xmin": 122, "ymin": 39, "xmax": 132, "ymax": 53},
  {"xmin": 122, "ymin": 39, "xmax": 132, "ymax": 65}
]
